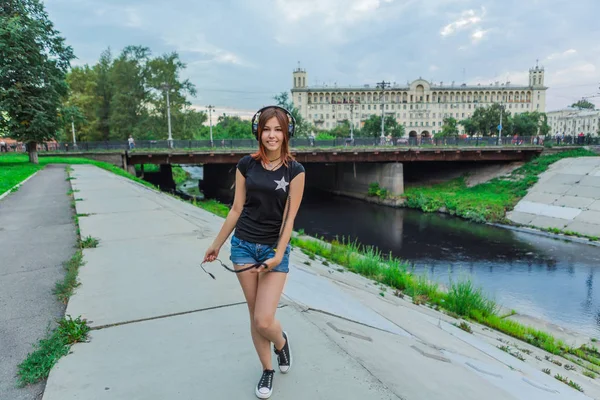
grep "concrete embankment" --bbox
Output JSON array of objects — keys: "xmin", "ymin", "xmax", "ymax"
[
  {"xmin": 508, "ymin": 157, "xmax": 600, "ymax": 238},
  {"xmin": 37, "ymin": 165, "xmax": 600, "ymax": 399}
]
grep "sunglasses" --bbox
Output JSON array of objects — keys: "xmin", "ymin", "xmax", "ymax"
[{"xmin": 200, "ymin": 259, "xmax": 268, "ymax": 280}]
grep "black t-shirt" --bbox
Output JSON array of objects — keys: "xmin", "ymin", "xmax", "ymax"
[{"xmin": 234, "ymin": 155, "xmax": 305, "ymax": 245}]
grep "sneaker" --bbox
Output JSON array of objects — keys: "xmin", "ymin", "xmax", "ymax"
[
  {"xmin": 274, "ymin": 331, "xmax": 292, "ymax": 373},
  {"xmin": 255, "ymin": 369, "xmax": 275, "ymax": 399}
]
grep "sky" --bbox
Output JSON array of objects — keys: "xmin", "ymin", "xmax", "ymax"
[{"xmin": 45, "ymin": 0, "xmax": 600, "ymax": 117}]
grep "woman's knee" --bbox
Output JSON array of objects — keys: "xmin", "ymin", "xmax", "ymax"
[{"xmin": 253, "ymin": 314, "xmax": 273, "ymax": 332}]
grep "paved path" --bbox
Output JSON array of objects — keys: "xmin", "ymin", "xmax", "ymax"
[
  {"xmin": 0, "ymin": 165, "xmax": 77, "ymax": 400},
  {"xmin": 41, "ymin": 165, "xmax": 600, "ymax": 400},
  {"xmin": 508, "ymin": 157, "xmax": 600, "ymax": 237}
]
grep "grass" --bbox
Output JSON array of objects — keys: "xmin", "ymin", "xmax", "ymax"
[
  {"xmin": 402, "ymin": 149, "xmax": 597, "ymax": 224},
  {"xmin": 53, "ymin": 250, "xmax": 84, "ymax": 304},
  {"xmin": 81, "ymin": 236, "xmax": 99, "ymax": 248},
  {"xmin": 0, "ymin": 154, "xmax": 42, "ymax": 195},
  {"xmin": 17, "ymin": 316, "xmax": 90, "ymax": 386}
]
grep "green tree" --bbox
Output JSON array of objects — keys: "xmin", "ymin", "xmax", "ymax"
[
  {"xmin": 330, "ymin": 120, "xmax": 350, "ymax": 138},
  {"xmin": 209, "ymin": 114, "xmax": 252, "ymax": 139},
  {"xmin": 471, "ymin": 103, "xmax": 509, "ymax": 137},
  {"xmin": 64, "ymin": 65, "xmax": 99, "ymax": 141},
  {"xmin": 438, "ymin": 117, "xmax": 459, "ymax": 137},
  {"xmin": 95, "ymin": 48, "xmax": 113, "ymax": 141},
  {"xmin": 571, "ymin": 99, "xmax": 595, "ymax": 110},
  {"xmin": 273, "ymin": 91, "xmax": 310, "ymax": 137},
  {"xmin": 459, "ymin": 118, "xmax": 477, "ymax": 137},
  {"xmin": 0, "ymin": 0, "xmax": 75, "ymax": 163},
  {"xmin": 361, "ymin": 114, "xmax": 405, "ymax": 138}
]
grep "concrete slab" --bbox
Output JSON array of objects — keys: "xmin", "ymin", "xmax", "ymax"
[
  {"xmin": 77, "ymin": 209, "xmax": 203, "ymax": 243},
  {"xmin": 544, "ymin": 174, "xmax": 584, "ymax": 186},
  {"xmin": 530, "ymin": 184, "xmax": 571, "ymax": 195},
  {"xmin": 589, "ymin": 200, "xmax": 600, "ymax": 211},
  {"xmin": 564, "ymin": 221, "xmax": 600, "ymax": 237},
  {"xmin": 75, "ymin": 195, "xmax": 161, "ymax": 215},
  {"xmin": 43, "ymin": 305, "xmax": 398, "ymax": 400},
  {"xmin": 66, "ymin": 236, "xmax": 245, "ymax": 327},
  {"xmin": 506, "ymin": 211, "xmax": 536, "ymax": 225},
  {"xmin": 579, "ymin": 176, "xmax": 600, "ymax": 188},
  {"xmin": 566, "ymin": 185, "xmax": 600, "ymax": 199},
  {"xmin": 284, "ymin": 263, "xmax": 411, "ymax": 337},
  {"xmin": 529, "ymin": 216, "xmax": 568, "ymax": 230},
  {"xmin": 522, "ymin": 192, "xmax": 560, "ymax": 205},
  {"xmin": 552, "ymin": 195, "xmax": 595, "ymax": 209},
  {"xmin": 513, "ymin": 201, "xmax": 581, "ymax": 220},
  {"xmin": 574, "ymin": 210, "xmax": 600, "ymax": 225}
]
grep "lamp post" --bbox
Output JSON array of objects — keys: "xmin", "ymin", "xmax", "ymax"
[
  {"xmin": 71, "ymin": 115, "xmax": 77, "ymax": 150},
  {"xmin": 207, "ymin": 105, "xmax": 215, "ymax": 147},
  {"xmin": 161, "ymin": 83, "xmax": 173, "ymax": 148},
  {"xmin": 377, "ymin": 80, "xmax": 390, "ymax": 145}
]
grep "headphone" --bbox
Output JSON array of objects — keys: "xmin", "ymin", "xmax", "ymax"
[{"xmin": 251, "ymin": 105, "xmax": 296, "ymax": 140}]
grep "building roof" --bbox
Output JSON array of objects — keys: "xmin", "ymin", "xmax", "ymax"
[{"xmin": 293, "ymin": 82, "xmax": 543, "ymax": 92}]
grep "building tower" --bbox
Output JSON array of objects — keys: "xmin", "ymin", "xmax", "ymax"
[
  {"xmin": 293, "ymin": 65, "xmax": 307, "ymax": 89},
  {"xmin": 529, "ymin": 62, "xmax": 545, "ymax": 87}
]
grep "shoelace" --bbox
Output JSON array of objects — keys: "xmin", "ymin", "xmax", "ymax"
[
  {"xmin": 259, "ymin": 369, "xmax": 274, "ymax": 389},
  {"xmin": 276, "ymin": 343, "xmax": 289, "ymax": 365}
]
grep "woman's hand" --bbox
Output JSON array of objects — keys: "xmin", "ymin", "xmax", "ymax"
[
  {"xmin": 203, "ymin": 243, "xmax": 221, "ymax": 263},
  {"xmin": 249, "ymin": 256, "xmax": 282, "ymax": 273}
]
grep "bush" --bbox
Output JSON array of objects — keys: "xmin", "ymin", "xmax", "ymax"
[{"xmin": 368, "ymin": 182, "xmax": 389, "ymax": 199}]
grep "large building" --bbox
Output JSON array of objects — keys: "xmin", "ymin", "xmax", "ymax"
[
  {"xmin": 547, "ymin": 107, "xmax": 600, "ymax": 137},
  {"xmin": 291, "ymin": 65, "xmax": 547, "ymax": 137}
]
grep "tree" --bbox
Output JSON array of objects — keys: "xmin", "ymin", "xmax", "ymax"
[
  {"xmin": 571, "ymin": 99, "xmax": 595, "ymax": 110},
  {"xmin": 471, "ymin": 103, "xmax": 509, "ymax": 136},
  {"xmin": 511, "ymin": 111, "xmax": 549, "ymax": 137},
  {"xmin": 0, "ymin": 0, "xmax": 75, "ymax": 163},
  {"xmin": 65, "ymin": 65, "xmax": 99, "ymax": 141},
  {"xmin": 273, "ymin": 92, "xmax": 310, "ymax": 137},
  {"xmin": 438, "ymin": 117, "xmax": 459, "ymax": 137},
  {"xmin": 361, "ymin": 114, "xmax": 405, "ymax": 138},
  {"xmin": 95, "ymin": 48, "xmax": 113, "ymax": 141},
  {"xmin": 330, "ymin": 120, "xmax": 350, "ymax": 138},
  {"xmin": 460, "ymin": 117, "xmax": 478, "ymax": 137}
]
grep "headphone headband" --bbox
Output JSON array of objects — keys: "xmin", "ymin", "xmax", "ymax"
[{"xmin": 251, "ymin": 105, "xmax": 296, "ymax": 140}]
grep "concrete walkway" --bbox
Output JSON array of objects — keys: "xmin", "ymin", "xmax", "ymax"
[
  {"xmin": 508, "ymin": 157, "xmax": 600, "ymax": 237},
  {"xmin": 41, "ymin": 165, "xmax": 600, "ymax": 400},
  {"xmin": 0, "ymin": 165, "xmax": 77, "ymax": 400}
]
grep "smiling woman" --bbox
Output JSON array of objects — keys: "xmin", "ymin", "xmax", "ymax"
[{"xmin": 202, "ymin": 106, "xmax": 305, "ymax": 399}]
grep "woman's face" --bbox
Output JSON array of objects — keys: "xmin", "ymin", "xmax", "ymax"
[{"xmin": 261, "ymin": 116, "xmax": 285, "ymax": 152}]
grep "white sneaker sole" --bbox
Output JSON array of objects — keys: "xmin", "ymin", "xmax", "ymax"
[
  {"xmin": 280, "ymin": 331, "xmax": 292, "ymax": 374},
  {"xmin": 255, "ymin": 386, "xmax": 272, "ymax": 399}
]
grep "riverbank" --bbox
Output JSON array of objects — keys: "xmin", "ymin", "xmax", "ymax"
[{"xmin": 398, "ymin": 149, "xmax": 600, "ymax": 242}]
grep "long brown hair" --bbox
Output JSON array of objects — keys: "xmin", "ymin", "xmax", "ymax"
[{"xmin": 251, "ymin": 107, "xmax": 294, "ymax": 167}]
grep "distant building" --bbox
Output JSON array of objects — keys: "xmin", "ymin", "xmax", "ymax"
[
  {"xmin": 547, "ymin": 107, "xmax": 600, "ymax": 137},
  {"xmin": 291, "ymin": 64, "xmax": 548, "ymax": 137}
]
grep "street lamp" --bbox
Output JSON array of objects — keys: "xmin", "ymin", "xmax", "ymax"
[
  {"xmin": 161, "ymin": 83, "xmax": 173, "ymax": 148},
  {"xmin": 206, "ymin": 105, "xmax": 215, "ymax": 147}
]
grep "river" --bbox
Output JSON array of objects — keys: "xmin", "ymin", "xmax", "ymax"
[{"xmin": 179, "ymin": 165, "xmax": 600, "ymax": 337}]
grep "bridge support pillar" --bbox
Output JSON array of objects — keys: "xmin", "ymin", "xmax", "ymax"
[
  {"xmin": 200, "ymin": 164, "xmax": 236, "ymax": 199},
  {"xmin": 305, "ymin": 162, "xmax": 404, "ymax": 198}
]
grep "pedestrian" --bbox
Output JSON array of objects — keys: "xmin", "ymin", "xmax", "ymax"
[
  {"xmin": 309, "ymin": 131, "xmax": 316, "ymax": 147},
  {"xmin": 128, "ymin": 135, "xmax": 135, "ymax": 150},
  {"xmin": 203, "ymin": 106, "xmax": 305, "ymax": 399},
  {"xmin": 0, "ymin": 139, "xmax": 6, "ymax": 152}
]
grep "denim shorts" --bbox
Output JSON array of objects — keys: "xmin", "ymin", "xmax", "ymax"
[{"xmin": 229, "ymin": 235, "xmax": 291, "ymax": 273}]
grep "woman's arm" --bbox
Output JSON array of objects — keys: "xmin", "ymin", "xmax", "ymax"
[{"xmin": 204, "ymin": 169, "xmax": 246, "ymax": 261}]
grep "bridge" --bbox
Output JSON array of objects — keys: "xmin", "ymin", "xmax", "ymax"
[{"xmin": 41, "ymin": 145, "xmax": 543, "ymax": 198}]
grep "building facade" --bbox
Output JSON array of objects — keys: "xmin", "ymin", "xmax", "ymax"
[
  {"xmin": 547, "ymin": 107, "xmax": 600, "ymax": 137},
  {"xmin": 291, "ymin": 65, "xmax": 547, "ymax": 137}
]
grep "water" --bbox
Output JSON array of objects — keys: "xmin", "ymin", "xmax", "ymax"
[{"xmin": 180, "ymin": 165, "xmax": 600, "ymax": 337}]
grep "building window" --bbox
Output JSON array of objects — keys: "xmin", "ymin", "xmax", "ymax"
[
  {"xmin": 433, "ymin": 130, "xmax": 436, "ymax": 134},
  {"xmin": 362, "ymin": 105, "xmax": 365, "ymax": 110},
  {"xmin": 368, "ymin": 105, "xmax": 371, "ymax": 110},
  {"xmin": 326, "ymin": 114, "xmax": 329, "ymax": 119},
  {"xmin": 462, "ymin": 113, "xmax": 465, "ymax": 118},
  {"xmin": 433, "ymin": 113, "xmax": 436, "ymax": 118}
]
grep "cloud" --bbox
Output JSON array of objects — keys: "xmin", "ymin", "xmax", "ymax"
[
  {"xmin": 440, "ymin": 8, "xmax": 485, "ymax": 37},
  {"xmin": 471, "ymin": 29, "xmax": 489, "ymax": 43},
  {"xmin": 275, "ymin": 0, "xmax": 394, "ymax": 24},
  {"xmin": 163, "ymin": 34, "xmax": 252, "ymax": 67},
  {"xmin": 429, "ymin": 65, "xmax": 439, "ymax": 72},
  {"xmin": 546, "ymin": 48, "xmax": 577, "ymax": 61}
]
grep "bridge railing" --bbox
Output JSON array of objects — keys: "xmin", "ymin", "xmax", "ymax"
[{"xmin": 42, "ymin": 136, "xmax": 599, "ymax": 152}]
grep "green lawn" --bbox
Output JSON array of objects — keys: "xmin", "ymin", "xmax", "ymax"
[{"xmin": 0, "ymin": 153, "xmax": 154, "ymax": 198}]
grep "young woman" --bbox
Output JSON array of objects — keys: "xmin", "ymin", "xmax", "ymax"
[{"xmin": 203, "ymin": 106, "xmax": 305, "ymax": 399}]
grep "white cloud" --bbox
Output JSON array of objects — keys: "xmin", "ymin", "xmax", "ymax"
[
  {"xmin": 440, "ymin": 8, "xmax": 485, "ymax": 37},
  {"xmin": 471, "ymin": 29, "xmax": 489, "ymax": 43},
  {"xmin": 124, "ymin": 7, "xmax": 142, "ymax": 28},
  {"xmin": 275, "ymin": 0, "xmax": 394, "ymax": 24},
  {"xmin": 163, "ymin": 34, "xmax": 252, "ymax": 67},
  {"xmin": 546, "ymin": 48, "xmax": 577, "ymax": 61},
  {"xmin": 429, "ymin": 65, "xmax": 439, "ymax": 72}
]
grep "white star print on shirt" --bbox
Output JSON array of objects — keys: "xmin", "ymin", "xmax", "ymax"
[{"xmin": 274, "ymin": 176, "xmax": 289, "ymax": 192}]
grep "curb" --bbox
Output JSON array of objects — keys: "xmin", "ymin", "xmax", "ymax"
[
  {"xmin": 488, "ymin": 222, "xmax": 600, "ymax": 247},
  {"xmin": 0, "ymin": 170, "xmax": 40, "ymax": 201}
]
